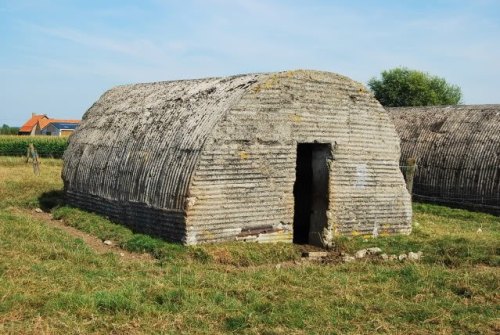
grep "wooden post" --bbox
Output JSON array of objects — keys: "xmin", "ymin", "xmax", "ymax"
[
  {"xmin": 27, "ymin": 143, "xmax": 41, "ymax": 175},
  {"xmin": 405, "ymin": 157, "xmax": 417, "ymax": 198}
]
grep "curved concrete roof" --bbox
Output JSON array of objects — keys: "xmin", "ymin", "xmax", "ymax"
[
  {"xmin": 388, "ymin": 104, "xmax": 500, "ymax": 214},
  {"xmin": 63, "ymin": 73, "xmax": 263, "ymax": 209}
]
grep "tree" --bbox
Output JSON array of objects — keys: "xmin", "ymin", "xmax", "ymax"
[
  {"xmin": 0, "ymin": 124, "xmax": 20, "ymax": 135},
  {"xmin": 368, "ymin": 67, "xmax": 462, "ymax": 107}
]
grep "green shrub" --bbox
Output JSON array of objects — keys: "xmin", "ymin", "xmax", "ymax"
[{"xmin": 0, "ymin": 135, "xmax": 68, "ymax": 158}]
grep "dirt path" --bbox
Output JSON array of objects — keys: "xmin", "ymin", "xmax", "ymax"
[{"xmin": 21, "ymin": 208, "xmax": 154, "ymax": 262}]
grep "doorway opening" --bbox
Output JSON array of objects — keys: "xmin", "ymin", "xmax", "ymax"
[{"xmin": 293, "ymin": 143, "xmax": 331, "ymax": 246}]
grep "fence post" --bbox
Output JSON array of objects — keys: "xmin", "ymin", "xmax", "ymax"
[
  {"xmin": 27, "ymin": 143, "xmax": 41, "ymax": 175},
  {"xmin": 405, "ymin": 157, "xmax": 417, "ymax": 198}
]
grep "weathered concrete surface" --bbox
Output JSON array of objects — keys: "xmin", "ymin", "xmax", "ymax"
[
  {"xmin": 63, "ymin": 70, "xmax": 412, "ymax": 245},
  {"xmin": 388, "ymin": 105, "xmax": 500, "ymax": 215}
]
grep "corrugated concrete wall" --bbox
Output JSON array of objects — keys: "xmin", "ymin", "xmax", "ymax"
[
  {"xmin": 186, "ymin": 71, "xmax": 411, "ymax": 244},
  {"xmin": 388, "ymin": 105, "xmax": 500, "ymax": 215},
  {"xmin": 63, "ymin": 70, "xmax": 412, "ymax": 245},
  {"xmin": 63, "ymin": 74, "xmax": 260, "ymax": 241}
]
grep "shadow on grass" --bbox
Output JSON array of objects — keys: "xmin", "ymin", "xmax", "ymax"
[
  {"xmin": 38, "ymin": 190, "xmax": 298, "ymax": 265},
  {"xmin": 38, "ymin": 190, "xmax": 65, "ymax": 211},
  {"xmin": 49, "ymin": 203, "xmax": 188, "ymax": 263},
  {"xmin": 39, "ymin": 189, "xmax": 173, "ymax": 257}
]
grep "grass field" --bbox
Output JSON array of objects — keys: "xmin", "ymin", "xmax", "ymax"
[{"xmin": 0, "ymin": 157, "xmax": 498, "ymax": 334}]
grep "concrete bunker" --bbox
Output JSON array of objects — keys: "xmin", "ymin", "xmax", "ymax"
[
  {"xmin": 388, "ymin": 105, "xmax": 500, "ymax": 215},
  {"xmin": 63, "ymin": 70, "xmax": 412, "ymax": 245}
]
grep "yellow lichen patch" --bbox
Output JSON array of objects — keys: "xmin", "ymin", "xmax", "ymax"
[
  {"xmin": 379, "ymin": 225, "xmax": 391, "ymax": 236},
  {"xmin": 201, "ymin": 230, "xmax": 215, "ymax": 240},
  {"xmin": 239, "ymin": 151, "xmax": 249, "ymax": 160},
  {"xmin": 333, "ymin": 224, "xmax": 339, "ymax": 235},
  {"xmin": 351, "ymin": 230, "xmax": 360, "ymax": 236},
  {"xmin": 252, "ymin": 85, "xmax": 262, "ymax": 93},
  {"xmin": 262, "ymin": 76, "xmax": 279, "ymax": 89},
  {"xmin": 285, "ymin": 70, "xmax": 304, "ymax": 78},
  {"xmin": 289, "ymin": 114, "xmax": 302, "ymax": 123},
  {"xmin": 252, "ymin": 74, "xmax": 281, "ymax": 93}
]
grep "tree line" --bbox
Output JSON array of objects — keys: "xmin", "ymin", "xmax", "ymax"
[{"xmin": 1, "ymin": 124, "xmax": 19, "ymax": 135}]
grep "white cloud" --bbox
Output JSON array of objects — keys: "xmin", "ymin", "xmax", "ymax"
[{"xmin": 32, "ymin": 24, "xmax": 161, "ymax": 59}]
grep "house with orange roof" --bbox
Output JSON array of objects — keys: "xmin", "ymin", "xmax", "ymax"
[
  {"xmin": 18, "ymin": 114, "xmax": 48, "ymax": 135},
  {"xmin": 19, "ymin": 113, "xmax": 80, "ymax": 137},
  {"xmin": 35, "ymin": 118, "xmax": 80, "ymax": 137}
]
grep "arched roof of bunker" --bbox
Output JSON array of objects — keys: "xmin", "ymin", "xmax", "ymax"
[{"xmin": 63, "ymin": 70, "xmax": 371, "ymax": 210}]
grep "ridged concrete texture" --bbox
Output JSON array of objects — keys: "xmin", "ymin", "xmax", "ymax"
[
  {"xmin": 63, "ymin": 70, "xmax": 412, "ymax": 245},
  {"xmin": 388, "ymin": 105, "xmax": 500, "ymax": 215}
]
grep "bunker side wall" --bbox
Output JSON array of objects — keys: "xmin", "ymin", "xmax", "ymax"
[
  {"xmin": 389, "ymin": 106, "xmax": 500, "ymax": 215},
  {"xmin": 63, "ymin": 75, "xmax": 260, "ymax": 243}
]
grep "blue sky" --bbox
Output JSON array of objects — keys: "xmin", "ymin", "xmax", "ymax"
[{"xmin": 1, "ymin": 0, "xmax": 499, "ymax": 126}]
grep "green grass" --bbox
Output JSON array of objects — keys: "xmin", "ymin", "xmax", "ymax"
[
  {"xmin": 0, "ymin": 157, "xmax": 498, "ymax": 334},
  {"xmin": 337, "ymin": 202, "xmax": 499, "ymax": 267}
]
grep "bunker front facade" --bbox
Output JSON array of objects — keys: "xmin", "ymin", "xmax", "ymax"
[
  {"xmin": 389, "ymin": 105, "xmax": 500, "ymax": 215},
  {"xmin": 63, "ymin": 70, "xmax": 412, "ymax": 245}
]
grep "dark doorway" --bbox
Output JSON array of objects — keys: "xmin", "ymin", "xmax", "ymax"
[{"xmin": 293, "ymin": 143, "xmax": 331, "ymax": 246}]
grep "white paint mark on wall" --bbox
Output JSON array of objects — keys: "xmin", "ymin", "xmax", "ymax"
[
  {"xmin": 372, "ymin": 221, "xmax": 379, "ymax": 237},
  {"xmin": 355, "ymin": 164, "xmax": 367, "ymax": 188}
]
